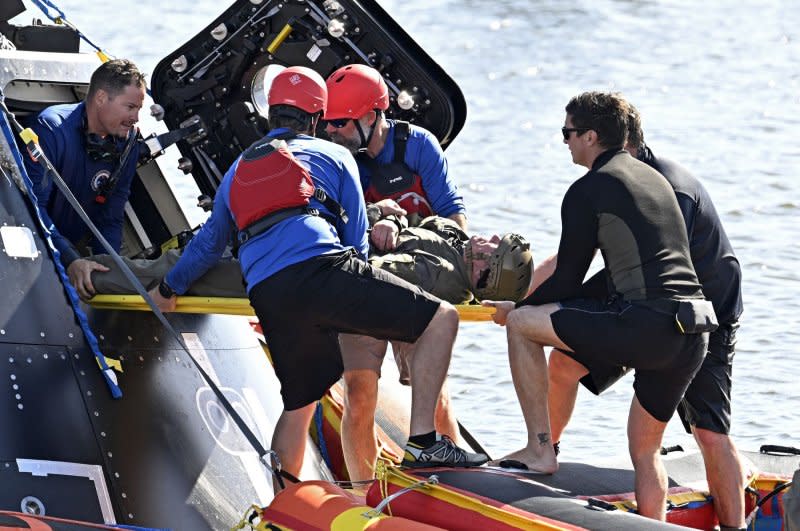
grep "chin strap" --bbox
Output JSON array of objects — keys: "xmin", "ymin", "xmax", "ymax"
[{"xmin": 355, "ymin": 110, "xmax": 382, "ymax": 154}]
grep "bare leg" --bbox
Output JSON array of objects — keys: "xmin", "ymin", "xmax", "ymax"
[
  {"xmin": 394, "ymin": 340, "xmax": 459, "ymax": 441},
  {"xmin": 627, "ymin": 396, "xmax": 668, "ymax": 520},
  {"xmin": 548, "ymin": 349, "xmax": 588, "ymax": 445},
  {"xmin": 495, "ymin": 305, "xmax": 561, "ymax": 474},
  {"xmin": 408, "ymin": 303, "xmax": 458, "ymax": 436},
  {"xmin": 435, "ymin": 381, "xmax": 459, "ymax": 441},
  {"xmin": 341, "ymin": 369, "xmax": 380, "ymax": 481},
  {"xmin": 694, "ymin": 428, "xmax": 746, "ymax": 528},
  {"xmin": 272, "ymin": 403, "xmax": 317, "ymax": 479}
]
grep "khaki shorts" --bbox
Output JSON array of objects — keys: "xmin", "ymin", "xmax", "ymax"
[{"xmin": 340, "ymin": 334, "xmax": 417, "ymax": 385}]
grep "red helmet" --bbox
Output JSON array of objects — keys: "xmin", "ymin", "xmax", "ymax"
[
  {"xmin": 268, "ymin": 66, "xmax": 327, "ymax": 114},
  {"xmin": 325, "ymin": 64, "xmax": 389, "ymax": 119}
]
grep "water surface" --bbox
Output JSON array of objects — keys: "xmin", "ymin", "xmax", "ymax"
[{"xmin": 17, "ymin": 0, "xmax": 799, "ymax": 461}]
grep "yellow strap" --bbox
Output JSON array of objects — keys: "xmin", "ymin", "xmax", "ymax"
[
  {"xmin": 19, "ymin": 128, "xmax": 39, "ymax": 145},
  {"xmin": 88, "ymin": 295, "xmax": 496, "ymax": 321},
  {"xmin": 231, "ymin": 504, "xmax": 263, "ymax": 530},
  {"xmin": 96, "ymin": 356, "xmax": 122, "ymax": 373},
  {"xmin": 160, "ymin": 234, "xmax": 183, "ymax": 253},
  {"xmin": 331, "ymin": 507, "xmax": 386, "ymax": 531}
]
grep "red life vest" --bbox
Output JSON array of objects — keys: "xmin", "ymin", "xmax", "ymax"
[
  {"xmin": 360, "ymin": 121, "xmax": 434, "ymax": 219},
  {"xmin": 229, "ymin": 132, "xmax": 346, "ymax": 244}
]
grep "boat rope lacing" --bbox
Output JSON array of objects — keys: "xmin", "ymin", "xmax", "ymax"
[
  {"xmin": 27, "ymin": 0, "xmax": 112, "ymax": 62},
  {"xmin": 372, "ymin": 460, "xmax": 439, "ymax": 518},
  {"xmin": 0, "ymin": 93, "xmax": 283, "ymax": 487},
  {"xmin": 367, "ymin": 475, "xmax": 439, "ymax": 519}
]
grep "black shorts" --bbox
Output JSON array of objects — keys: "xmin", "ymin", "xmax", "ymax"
[
  {"xmin": 249, "ymin": 249, "xmax": 441, "ymax": 410},
  {"xmin": 551, "ymin": 297, "xmax": 707, "ymax": 422},
  {"xmin": 677, "ymin": 323, "xmax": 738, "ymax": 434}
]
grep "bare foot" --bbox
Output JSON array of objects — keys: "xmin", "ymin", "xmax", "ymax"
[{"xmin": 490, "ymin": 447, "xmax": 558, "ymax": 474}]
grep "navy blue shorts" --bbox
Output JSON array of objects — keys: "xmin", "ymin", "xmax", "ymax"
[
  {"xmin": 249, "ymin": 249, "xmax": 441, "ymax": 410},
  {"xmin": 677, "ymin": 323, "xmax": 738, "ymax": 434},
  {"xmin": 551, "ymin": 297, "xmax": 707, "ymax": 422}
]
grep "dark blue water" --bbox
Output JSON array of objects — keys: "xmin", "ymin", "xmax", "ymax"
[{"xmin": 17, "ymin": 0, "xmax": 799, "ymax": 461}]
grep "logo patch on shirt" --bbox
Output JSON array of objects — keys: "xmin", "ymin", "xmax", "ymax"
[{"xmin": 90, "ymin": 170, "xmax": 111, "ymax": 192}]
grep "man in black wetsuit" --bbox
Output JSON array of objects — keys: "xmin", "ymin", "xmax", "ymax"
[
  {"xmin": 483, "ymin": 91, "xmax": 716, "ymax": 521},
  {"xmin": 546, "ymin": 104, "xmax": 746, "ymax": 529}
]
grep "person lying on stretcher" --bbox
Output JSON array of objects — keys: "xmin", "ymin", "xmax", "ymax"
[{"xmin": 86, "ymin": 215, "xmax": 534, "ymax": 304}]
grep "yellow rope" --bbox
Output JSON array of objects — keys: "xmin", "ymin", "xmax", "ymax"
[{"xmin": 230, "ymin": 504, "xmax": 262, "ymax": 530}]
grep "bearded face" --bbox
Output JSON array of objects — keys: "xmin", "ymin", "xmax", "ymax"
[{"xmin": 467, "ymin": 234, "xmax": 501, "ymax": 289}]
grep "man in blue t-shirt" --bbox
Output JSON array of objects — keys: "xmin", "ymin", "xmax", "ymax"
[
  {"xmin": 149, "ymin": 67, "xmax": 487, "ymax": 479},
  {"xmin": 25, "ymin": 59, "xmax": 146, "ymax": 300}
]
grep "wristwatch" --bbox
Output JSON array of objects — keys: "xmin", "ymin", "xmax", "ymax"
[{"xmin": 158, "ymin": 278, "xmax": 177, "ymax": 298}]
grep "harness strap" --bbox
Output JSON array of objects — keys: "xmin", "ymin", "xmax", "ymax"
[
  {"xmin": 392, "ymin": 120, "xmax": 410, "ymax": 164},
  {"xmin": 237, "ymin": 206, "xmax": 329, "ymax": 244},
  {"xmin": 356, "ymin": 121, "xmax": 415, "ymax": 197},
  {"xmin": 237, "ymin": 189, "xmax": 346, "ymax": 244},
  {"xmin": 94, "ymin": 126, "xmax": 139, "ymax": 204}
]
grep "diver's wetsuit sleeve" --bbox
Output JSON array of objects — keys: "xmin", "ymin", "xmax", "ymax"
[{"xmin": 518, "ymin": 181, "xmax": 598, "ymax": 306}]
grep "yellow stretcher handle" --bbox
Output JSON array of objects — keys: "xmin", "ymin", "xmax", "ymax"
[{"xmin": 88, "ymin": 295, "xmax": 497, "ymax": 321}]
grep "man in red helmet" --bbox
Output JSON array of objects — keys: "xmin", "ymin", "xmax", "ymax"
[
  {"xmin": 149, "ymin": 66, "xmax": 487, "ymax": 479},
  {"xmin": 324, "ymin": 63, "xmax": 466, "ymax": 231},
  {"xmin": 323, "ymin": 63, "xmax": 470, "ymax": 480}
]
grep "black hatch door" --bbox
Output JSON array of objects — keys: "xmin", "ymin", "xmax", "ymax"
[{"xmin": 150, "ymin": 0, "xmax": 466, "ymax": 199}]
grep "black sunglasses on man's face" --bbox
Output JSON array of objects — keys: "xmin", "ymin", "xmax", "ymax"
[
  {"xmin": 326, "ymin": 118, "xmax": 351, "ymax": 129},
  {"xmin": 561, "ymin": 127, "xmax": 589, "ymax": 141}
]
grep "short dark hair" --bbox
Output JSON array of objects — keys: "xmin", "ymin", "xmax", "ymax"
[
  {"xmin": 267, "ymin": 105, "xmax": 315, "ymax": 134},
  {"xmin": 626, "ymin": 102, "xmax": 645, "ymax": 150},
  {"xmin": 565, "ymin": 91, "xmax": 630, "ymax": 149},
  {"xmin": 87, "ymin": 59, "xmax": 146, "ymax": 100}
]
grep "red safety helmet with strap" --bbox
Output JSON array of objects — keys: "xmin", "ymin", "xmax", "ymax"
[
  {"xmin": 268, "ymin": 66, "xmax": 328, "ymax": 115},
  {"xmin": 325, "ymin": 64, "xmax": 389, "ymax": 119}
]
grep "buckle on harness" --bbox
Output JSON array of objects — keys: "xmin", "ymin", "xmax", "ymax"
[{"xmin": 313, "ymin": 188, "xmax": 328, "ymax": 202}]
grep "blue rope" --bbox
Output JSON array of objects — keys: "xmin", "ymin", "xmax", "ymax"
[
  {"xmin": 314, "ymin": 401, "xmax": 333, "ymax": 472},
  {"xmin": 0, "ymin": 92, "xmax": 122, "ymax": 398},
  {"xmin": 28, "ymin": 0, "xmax": 111, "ymax": 57}
]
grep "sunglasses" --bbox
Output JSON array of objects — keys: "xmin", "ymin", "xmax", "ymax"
[
  {"xmin": 561, "ymin": 127, "xmax": 589, "ymax": 141},
  {"xmin": 326, "ymin": 118, "xmax": 351, "ymax": 129}
]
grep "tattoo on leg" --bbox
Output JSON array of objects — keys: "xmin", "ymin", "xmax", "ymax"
[{"xmin": 537, "ymin": 433, "xmax": 551, "ymax": 446}]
